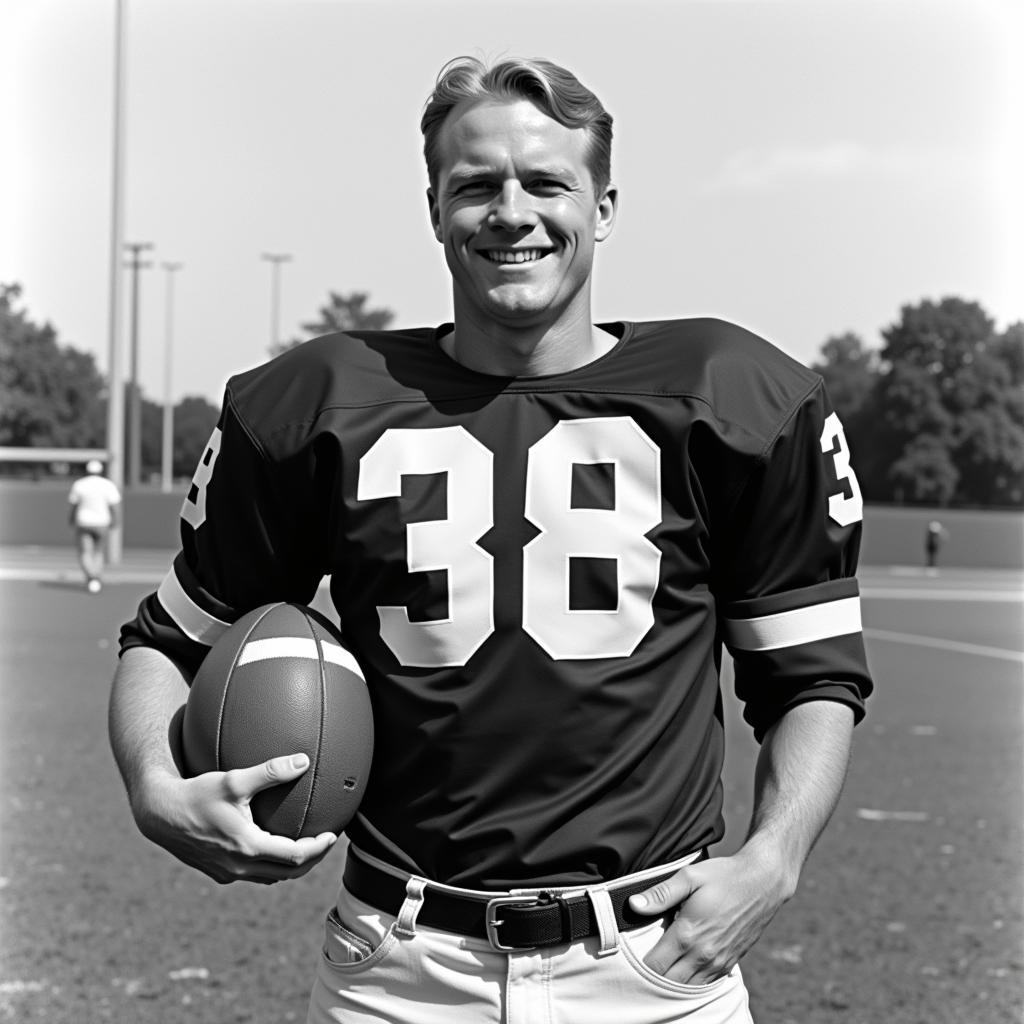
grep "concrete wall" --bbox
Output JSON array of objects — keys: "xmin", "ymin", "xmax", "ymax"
[
  {"xmin": 0, "ymin": 481, "xmax": 183, "ymax": 548},
  {"xmin": 2, "ymin": 480, "xmax": 1021, "ymax": 569},
  {"xmin": 860, "ymin": 505, "xmax": 1022, "ymax": 570}
]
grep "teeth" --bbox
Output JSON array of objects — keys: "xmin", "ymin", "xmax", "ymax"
[{"xmin": 484, "ymin": 249, "xmax": 546, "ymax": 264}]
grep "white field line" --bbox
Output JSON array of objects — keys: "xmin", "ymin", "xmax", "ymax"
[
  {"xmin": 0, "ymin": 567, "xmax": 164, "ymax": 583},
  {"xmin": 863, "ymin": 628, "xmax": 1024, "ymax": 664}
]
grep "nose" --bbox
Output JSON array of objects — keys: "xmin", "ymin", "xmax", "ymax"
[{"xmin": 488, "ymin": 181, "xmax": 535, "ymax": 231}]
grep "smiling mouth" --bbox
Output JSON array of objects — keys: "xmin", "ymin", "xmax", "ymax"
[{"xmin": 480, "ymin": 248, "xmax": 552, "ymax": 265}]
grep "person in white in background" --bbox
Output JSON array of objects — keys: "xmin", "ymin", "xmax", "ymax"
[{"xmin": 68, "ymin": 459, "xmax": 121, "ymax": 593}]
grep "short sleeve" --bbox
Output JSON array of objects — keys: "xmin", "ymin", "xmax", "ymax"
[
  {"xmin": 119, "ymin": 389, "xmax": 326, "ymax": 673},
  {"xmin": 715, "ymin": 379, "xmax": 873, "ymax": 741}
]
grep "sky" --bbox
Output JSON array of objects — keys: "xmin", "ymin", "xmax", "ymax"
[{"xmin": 3, "ymin": 0, "xmax": 1021, "ymax": 407}]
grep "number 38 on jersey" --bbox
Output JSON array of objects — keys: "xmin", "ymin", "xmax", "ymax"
[{"xmin": 358, "ymin": 418, "xmax": 662, "ymax": 668}]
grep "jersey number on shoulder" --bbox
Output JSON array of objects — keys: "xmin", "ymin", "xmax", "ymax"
[
  {"xmin": 358, "ymin": 418, "xmax": 662, "ymax": 667},
  {"xmin": 820, "ymin": 412, "xmax": 863, "ymax": 527},
  {"xmin": 182, "ymin": 427, "xmax": 222, "ymax": 531}
]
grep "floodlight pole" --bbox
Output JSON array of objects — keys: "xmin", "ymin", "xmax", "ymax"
[
  {"xmin": 160, "ymin": 261, "xmax": 183, "ymax": 493},
  {"xmin": 125, "ymin": 241, "xmax": 153, "ymax": 490},
  {"xmin": 104, "ymin": 0, "xmax": 127, "ymax": 563},
  {"xmin": 261, "ymin": 252, "xmax": 292, "ymax": 350}
]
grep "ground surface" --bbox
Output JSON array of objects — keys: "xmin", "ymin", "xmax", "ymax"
[{"xmin": 0, "ymin": 548, "xmax": 1021, "ymax": 1023}]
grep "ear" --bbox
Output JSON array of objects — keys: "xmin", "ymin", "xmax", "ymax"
[
  {"xmin": 427, "ymin": 188, "xmax": 443, "ymax": 243},
  {"xmin": 594, "ymin": 184, "xmax": 618, "ymax": 243}
]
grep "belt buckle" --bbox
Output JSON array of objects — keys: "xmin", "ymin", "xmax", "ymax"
[{"xmin": 484, "ymin": 894, "xmax": 546, "ymax": 952}]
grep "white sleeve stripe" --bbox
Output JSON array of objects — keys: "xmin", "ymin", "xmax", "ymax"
[
  {"xmin": 237, "ymin": 637, "xmax": 364, "ymax": 678},
  {"xmin": 723, "ymin": 596, "xmax": 862, "ymax": 653},
  {"xmin": 157, "ymin": 569, "xmax": 232, "ymax": 646}
]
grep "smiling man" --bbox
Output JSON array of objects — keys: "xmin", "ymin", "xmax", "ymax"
[
  {"xmin": 110, "ymin": 57, "xmax": 873, "ymax": 1024},
  {"xmin": 427, "ymin": 92, "xmax": 618, "ymax": 374}
]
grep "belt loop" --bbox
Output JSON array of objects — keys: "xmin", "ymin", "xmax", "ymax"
[
  {"xmin": 587, "ymin": 886, "xmax": 619, "ymax": 957},
  {"xmin": 395, "ymin": 876, "xmax": 427, "ymax": 938}
]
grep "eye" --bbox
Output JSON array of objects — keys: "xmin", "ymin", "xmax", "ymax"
[
  {"xmin": 528, "ymin": 178, "xmax": 569, "ymax": 195},
  {"xmin": 453, "ymin": 180, "xmax": 497, "ymax": 198}
]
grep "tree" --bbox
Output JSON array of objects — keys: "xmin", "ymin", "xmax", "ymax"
[
  {"xmin": 820, "ymin": 297, "xmax": 1023, "ymax": 508},
  {"xmin": 813, "ymin": 298, "xmax": 1024, "ymax": 507},
  {"xmin": 812, "ymin": 331, "xmax": 877, "ymax": 428},
  {"xmin": 887, "ymin": 434, "xmax": 959, "ymax": 506},
  {"xmin": 0, "ymin": 283, "xmax": 106, "ymax": 447},
  {"xmin": 271, "ymin": 290, "xmax": 396, "ymax": 355},
  {"xmin": 0, "ymin": 282, "xmax": 223, "ymax": 484},
  {"xmin": 880, "ymin": 297, "xmax": 995, "ymax": 378},
  {"xmin": 991, "ymin": 322, "xmax": 1024, "ymax": 387}
]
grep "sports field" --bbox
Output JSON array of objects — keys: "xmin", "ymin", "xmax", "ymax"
[{"xmin": 0, "ymin": 550, "xmax": 1021, "ymax": 1023}]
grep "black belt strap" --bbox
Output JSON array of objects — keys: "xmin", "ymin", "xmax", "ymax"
[{"xmin": 343, "ymin": 850, "xmax": 707, "ymax": 951}]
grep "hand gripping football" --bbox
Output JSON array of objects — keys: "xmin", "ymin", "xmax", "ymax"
[{"xmin": 181, "ymin": 602, "xmax": 373, "ymax": 839}]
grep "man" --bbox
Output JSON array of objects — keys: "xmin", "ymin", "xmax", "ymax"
[
  {"xmin": 109, "ymin": 56, "xmax": 873, "ymax": 1023},
  {"xmin": 925, "ymin": 519, "xmax": 949, "ymax": 570},
  {"xmin": 68, "ymin": 458, "xmax": 121, "ymax": 593}
]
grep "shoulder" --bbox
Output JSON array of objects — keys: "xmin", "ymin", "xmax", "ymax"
[
  {"xmin": 622, "ymin": 317, "xmax": 824, "ymax": 442},
  {"xmin": 224, "ymin": 328, "xmax": 439, "ymax": 444}
]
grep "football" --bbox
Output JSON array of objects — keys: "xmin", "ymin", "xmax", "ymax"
[{"xmin": 181, "ymin": 602, "xmax": 373, "ymax": 839}]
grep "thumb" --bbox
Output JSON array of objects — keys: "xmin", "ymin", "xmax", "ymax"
[
  {"xmin": 629, "ymin": 868, "xmax": 698, "ymax": 916},
  {"xmin": 225, "ymin": 752, "xmax": 310, "ymax": 801}
]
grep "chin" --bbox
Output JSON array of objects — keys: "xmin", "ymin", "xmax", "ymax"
[
  {"xmin": 483, "ymin": 304, "xmax": 555, "ymax": 327},
  {"xmin": 482, "ymin": 288, "xmax": 557, "ymax": 319}
]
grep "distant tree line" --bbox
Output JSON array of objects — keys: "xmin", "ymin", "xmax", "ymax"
[
  {"xmin": 2, "ymin": 281, "xmax": 1021, "ymax": 507},
  {"xmin": 813, "ymin": 297, "xmax": 1023, "ymax": 508},
  {"xmin": 0, "ymin": 283, "xmax": 217, "ymax": 480},
  {"xmin": 0, "ymin": 284, "xmax": 395, "ymax": 483}
]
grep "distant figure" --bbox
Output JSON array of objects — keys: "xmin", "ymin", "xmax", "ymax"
[
  {"xmin": 68, "ymin": 459, "xmax": 121, "ymax": 593},
  {"xmin": 925, "ymin": 519, "xmax": 949, "ymax": 569}
]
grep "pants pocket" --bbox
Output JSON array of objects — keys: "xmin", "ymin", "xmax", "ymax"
[
  {"xmin": 321, "ymin": 905, "xmax": 395, "ymax": 971},
  {"xmin": 618, "ymin": 918, "xmax": 743, "ymax": 1001}
]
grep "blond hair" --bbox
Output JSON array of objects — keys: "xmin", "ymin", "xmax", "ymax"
[{"xmin": 421, "ymin": 56, "xmax": 613, "ymax": 194}]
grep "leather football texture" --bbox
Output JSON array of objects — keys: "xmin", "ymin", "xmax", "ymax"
[{"xmin": 181, "ymin": 602, "xmax": 374, "ymax": 839}]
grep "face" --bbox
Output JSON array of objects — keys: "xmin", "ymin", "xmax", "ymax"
[{"xmin": 428, "ymin": 99, "xmax": 617, "ymax": 332}]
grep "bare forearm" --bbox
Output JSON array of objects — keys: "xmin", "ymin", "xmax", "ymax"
[
  {"xmin": 108, "ymin": 646, "xmax": 192, "ymax": 809},
  {"xmin": 744, "ymin": 699, "xmax": 855, "ymax": 894},
  {"xmin": 629, "ymin": 698, "xmax": 857, "ymax": 983}
]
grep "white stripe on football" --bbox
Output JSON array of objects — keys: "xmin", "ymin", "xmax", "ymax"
[{"xmin": 237, "ymin": 636, "xmax": 364, "ymax": 678}]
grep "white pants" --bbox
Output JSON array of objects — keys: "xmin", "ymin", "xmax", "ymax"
[{"xmin": 307, "ymin": 856, "xmax": 754, "ymax": 1024}]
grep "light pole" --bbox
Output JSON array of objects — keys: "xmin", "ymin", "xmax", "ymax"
[
  {"xmin": 104, "ymin": 0, "xmax": 127, "ymax": 563},
  {"xmin": 261, "ymin": 252, "xmax": 292, "ymax": 350},
  {"xmin": 125, "ymin": 241, "xmax": 153, "ymax": 489},
  {"xmin": 160, "ymin": 261, "xmax": 183, "ymax": 493}
]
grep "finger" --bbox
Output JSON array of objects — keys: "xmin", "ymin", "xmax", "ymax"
[
  {"xmin": 208, "ymin": 833, "xmax": 338, "ymax": 885},
  {"xmin": 656, "ymin": 939, "xmax": 733, "ymax": 987},
  {"xmin": 628, "ymin": 867, "xmax": 698, "ymax": 916},
  {"xmin": 245, "ymin": 841, "xmax": 337, "ymax": 881},
  {"xmin": 643, "ymin": 926, "xmax": 692, "ymax": 979},
  {"xmin": 249, "ymin": 828, "xmax": 338, "ymax": 866},
  {"xmin": 637, "ymin": 915, "xmax": 715, "ymax": 984},
  {"xmin": 222, "ymin": 753, "xmax": 311, "ymax": 801}
]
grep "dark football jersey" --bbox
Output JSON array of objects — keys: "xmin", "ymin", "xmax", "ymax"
[{"xmin": 121, "ymin": 319, "xmax": 873, "ymax": 889}]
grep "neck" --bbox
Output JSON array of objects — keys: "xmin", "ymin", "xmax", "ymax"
[{"xmin": 443, "ymin": 301, "xmax": 615, "ymax": 377}]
